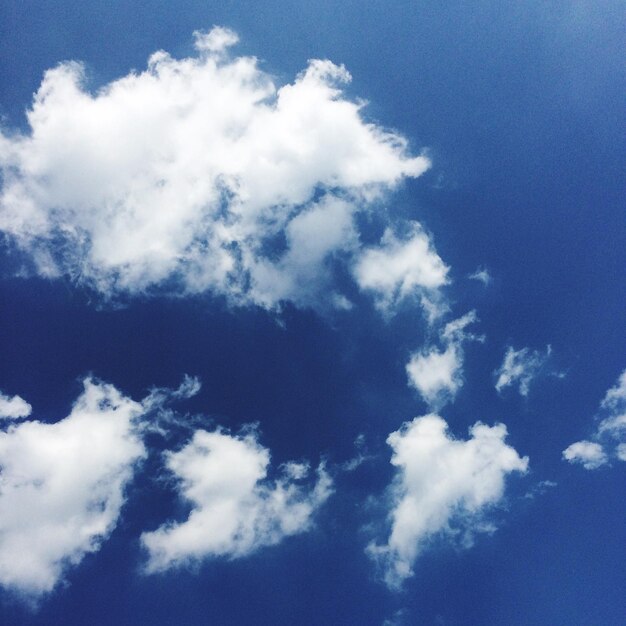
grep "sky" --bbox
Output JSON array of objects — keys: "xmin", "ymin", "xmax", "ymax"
[{"xmin": 0, "ymin": 2, "xmax": 624, "ymax": 625}]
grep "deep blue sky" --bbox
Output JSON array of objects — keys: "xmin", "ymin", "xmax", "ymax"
[{"xmin": 0, "ymin": 2, "xmax": 624, "ymax": 625}]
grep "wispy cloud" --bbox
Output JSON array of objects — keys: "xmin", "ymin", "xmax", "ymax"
[
  {"xmin": 494, "ymin": 345, "xmax": 563, "ymax": 397},
  {"xmin": 563, "ymin": 369, "xmax": 626, "ymax": 469},
  {"xmin": 468, "ymin": 267, "xmax": 491, "ymax": 286}
]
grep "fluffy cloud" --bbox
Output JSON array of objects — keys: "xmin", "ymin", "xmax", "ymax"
[
  {"xmin": 368, "ymin": 414, "xmax": 528, "ymax": 589},
  {"xmin": 494, "ymin": 345, "xmax": 559, "ymax": 396},
  {"xmin": 562, "ymin": 441, "xmax": 607, "ymax": 470},
  {"xmin": 0, "ymin": 27, "xmax": 434, "ymax": 311},
  {"xmin": 0, "ymin": 379, "xmax": 145, "ymax": 597},
  {"xmin": 141, "ymin": 428, "xmax": 333, "ymax": 572},
  {"xmin": 406, "ymin": 311, "xmax": 480, "ymax": 408},
  {"xmin": 563, "ymin": 368, "xmax": 626, "ymax": 469},
  {"xmin": 353, "ymin": 223, "xmax": 449, "ymax": 317},
  {"xmin": 0, "ymin": 391, "xmax": 32, "ymax": 420}
]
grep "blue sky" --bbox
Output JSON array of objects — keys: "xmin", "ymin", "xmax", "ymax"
[{"xmin": 0, "ymin": 2, "xmax": 624, "ymax": 625}]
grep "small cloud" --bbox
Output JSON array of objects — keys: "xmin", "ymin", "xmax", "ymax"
[
  {"xmin": 0, "ymin": 391, "xmax": 32, "ymax": 420},
  {"xmin": 494, "ymin": 345, "xmax": 562, "ymax": 397},
  {"xmin": 562, "ymin": 440, "xmax": 608, "ymax": 469},
  {"xmin": 523, "ymin": 479, "xmax": 558, "ymax": 500},
  {"xmin": 353, "ymin": 222, "xmax": 448, "ymax": 320},
  {"xmin": 563, "ymin": 368, "xmax": 626, "ymax": 469},
  {"xmin": 406, "ymin": 311, "xmax": 482, "ymax": 409},
  {"xmin": 468, "ymin": 267, "xmax": 491, "ymax": 286},
  {"xmin": 193, "ymin": 26, "xmax": 239, "ymax": 53}
]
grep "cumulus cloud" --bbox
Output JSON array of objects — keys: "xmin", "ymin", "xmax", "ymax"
[
  {"xmin": 406, "ymin": 311, "xmax": 481, "ymax": 409},
  {"xmin": 0, "ymin": 391, "xmax": 32, "ymax": 420},
  {"xmin": 353, "ymin": 223, "xmax": 449, "ymax": 317},
  {"xmin": 494, "ymin": 345, "xmax": 560, "ymax": 397},
  {"xmin": 0, "ymin": 379, "xmax": 145, "ymax": 597},
  {"xmin": 141, "ymin": 428, "xmax": 333, "ymax": 572},
  {"xmin": 368, "ymin": 414, "xmax": 528, "ymax": 589},
  {"xmin": 562, "ymin": 440, "xmax": 607, "ymax": 469},
  {"xmin": 0, "ymin": 27, "xmax": 434, "ymax": 312},
  {"xmin": 563, "ymin": 368, "xmax": 626, "ymax": 469}
]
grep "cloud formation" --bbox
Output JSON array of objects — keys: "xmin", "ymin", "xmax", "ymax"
[
  {"xmin": 0, "ymin": 379, "xmax": 145, "ymax": 597},
  {"xmin": 494, "ymin": 345, "xmax": 558, "ymax": 397},
  {"xmin": 406, "ymin": 311, "xmax": 481, "ymax": 408},
  {"xmin": 353, "ymin": 223, "xmax": 449, "ymax": 317},
  {"xmin": 0, "ymin": 27, "xmax": 435, "ymax": 312},
  {"xmin": 368, "ymin": 414, "xmax": 528, "ymax": 589},
  {"xmin": 0, "ymin": 390, "xmax": 32, "ymax": 420},
  {"xmin": 563, "ymin": 369, "xmax": 626, "ymax": 469},
  {"xmin": 141, "ymin": 428, "xmax": 333, "ymax": 572}
]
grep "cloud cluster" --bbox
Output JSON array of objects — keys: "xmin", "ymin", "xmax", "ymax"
[
  {"xmin": 0, "ymin": 390, "xmax": 32, "ymax": 420},
  {"xmin": 0, "ymin": 379, "xmax": 145, "ymax": 597},
  {"xmin": 141, "ymin": 428, "xmax": 332, "ymax": 572},
  {"xmin": 563, "ymin": 369, "xmax": 626, "ymax": 469},
  {"xmin": 494, "ymin": 345, "xmax": 559, "ymax": 397},
  {"xmin": 368, "ymin": 414, "xmax": 528, "ymax": 589},
  {"xmin": 0, "ymin": 27, "xmax": 436, "ymax": 312},
  {"xmin": 406, "ymin": 311, "xmax": 481, "ymax": 409},
  {"xmin": 0, "ymin": 375, "xmax": 332, "ymax": 598}
]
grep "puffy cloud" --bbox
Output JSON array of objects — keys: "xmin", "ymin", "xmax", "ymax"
[
  {"xmin": 0, "ymin": 379, "xmax": 145, "ymax": 597},
  {"xmin": 406, "ymin": 311, "xmax": 480, "ymax": 408},
  {"xmin": 368, "ymin": 414, "xmax": 528, "ymax": 589},
  {"xmin": 0, "ymin": 27, "xmax": 432, "ymax": 311},
  {"xmin": 353, "ymin": 223, "xmax": 449, "ymax": 317},
  {"xmin": 494, "ymin": 345, "xmax": 560, "ymax": 397},
  {"xmin": 141, "ymin": 428, "xmax": 333, "ymax": 572},
  {"xmin": 562, "ymin": 441, "xmax": 607, "ymax": 470},
  {"xmin": 0, "ymin": 391, "xmax": 32, "ymax": 420},
  {"xmin": 563, "ymin": 368, "xmax": 626, "ymax": 469}
]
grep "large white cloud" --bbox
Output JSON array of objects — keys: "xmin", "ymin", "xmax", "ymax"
[
  {"xmin": 141, "ymin": 428, "xmax": 333, "ymax": 573},
  {"xmin": 368, "ymin": 414, "xmax": 528, "ymax": 589},
  {"xmin": 0, "ymin": 390, "xmax": 32, "ymax": 420},
  {"xmin": 0, "ymin": 27, "xmax": 435, "ymax": 311},
  {"xmin": 0, "ymin": 379, "xmax": 145, "ymax": 597},
  {"xmin": 563, "ymin": 368, "xmax": 626, "ymax": 469},
  {"xmin": 406, "ymin": 311, "xmax": 481, "ymax": 408}
]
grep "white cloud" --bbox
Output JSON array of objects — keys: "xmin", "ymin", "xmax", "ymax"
[
  {"xmin": 0, "ymin": 391, "xmax": 32, "ymax": 420},
  {"xmin": 494, "ymin": 345, "xmax": 556, "ymax": 396},
  {"xmin": 0, "ymin": 379, "xmax": 145, "ymax": 597},
  {"xmin": 0, "ymin": 27, "xmax": 432, "ymax": 312},
  {"xmin": 353, "ymin": 223, "xmax": 449, "ymax": 317},
  {"xmin": 562, "ymin": 441, "xmax": 607, "ymax": 469},
  {"xmin": 406, "ymin": 311, "xmax": 480, "ymax": 408},
  {"xmin": 368, "ymin": 414, "xmax": 528, "ymax": 589},
  {"xmin": 563, "ymin": 368, "xmax": 626, "ymax": 469},
  {"xmin": 141, "ymin": 428, "xmax": 333, "ymax": 572},
  {"xmin": 468, "ymin": 267, "xmax": 491, "ymax": 285},
  {"xmin": 600, "ymin": 369, "xmax": 626, "ymax": 412}
]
